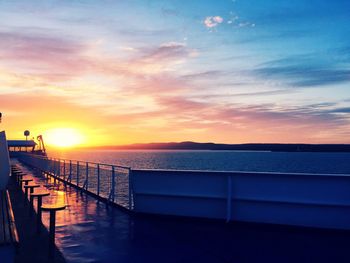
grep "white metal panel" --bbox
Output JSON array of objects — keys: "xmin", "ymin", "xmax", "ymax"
[
  {"xmin": 0, "ymin": 131, "xmax": 10, "ymax": 190},
  {"xmin": 131, "ymin": 169, "xmax": 350, "ymax": 229}
]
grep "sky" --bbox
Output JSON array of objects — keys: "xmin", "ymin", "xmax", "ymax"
[{"xmin": 0, "ymin": 0, "xmax": 350, "ymax": 147}]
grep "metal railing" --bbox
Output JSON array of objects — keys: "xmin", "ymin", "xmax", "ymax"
[{"xmin": 17, "ymin": 153, "xmax": 133, "ymax": 210}]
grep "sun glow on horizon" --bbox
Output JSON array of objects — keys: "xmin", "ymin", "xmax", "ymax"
[{"xmin": 43, "ymin": 128, "xmax": 85, "ymax": 148}]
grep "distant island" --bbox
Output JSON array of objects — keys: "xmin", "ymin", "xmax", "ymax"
[{"xmin": 83, "ymin": 141, "xmax": 350, "ymax": 152}]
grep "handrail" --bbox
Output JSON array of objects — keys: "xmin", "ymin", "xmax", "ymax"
[
  {"xmin": 17, "ymin": 153, "xmax": 133, "ymax": 210},
  {"xmin": 19, "ymin": 152, "xmax": 130, "ymax": 170},
  {"xmin": 131, "ymin": 168, "xmax": 350, "ymax": 178},
  {"xmin": 6, "ymin": 190, "xmax": 19, "ymax": 245}
]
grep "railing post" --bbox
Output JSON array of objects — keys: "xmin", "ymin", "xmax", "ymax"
[
  {"xmin": 226, "ymin": 175, "xmax": 232, "ymax": 223},
  {"xmin": 77, "ymin": 161, "xmax": 80, "ymax": 187},
  {"xmin": 97, "ymin": 164, "xmax": 100, "ymax": 196},
  {"xmin": 128, "ymin": 168, "xmax": 132, "ymax": 210},
  {"xmin": 52, "ymin": 159, "xmax": 56, "ymax": 183},
  {"xmin": 48, "ymin": 158, "xmax": 51, "ymax": 174},
  {"xmin": 68, "ymin": 160, "xmax": 72, "ymax": 182},
  {"xmin": 63, "ymin": 160, "xmax": 66, "ymax": 181},
  {"xmin": 50, "ymin": 158, "xmax": 53, "ymax": 174},
  {"xmin": 109, "ymin": 166, "xmax": 115, "ymax": 203},
  {"xmin": 57, "ymin": 159, "xmax": 60, "ymax": 177},
  {"xmin": 83, "ymin": 162, "xmax": 89, "ymax": 190},
  {"xmin": 112, "ymin": 166, "xmax": 115, "ymax": 202}
]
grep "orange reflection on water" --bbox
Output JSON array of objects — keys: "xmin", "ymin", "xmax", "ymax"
[
  {"xmin": 54, "ymin": 189, "xmax": 72, "ymax": 227},
  {"xmin": 55, "ymin": 190, "xmax": 67, "ymax": 205}
]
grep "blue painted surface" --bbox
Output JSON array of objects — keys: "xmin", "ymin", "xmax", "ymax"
[
  {"xmin": 0, "ymin": 246, "xmax": 15, "ymax": 263},
  {"xmin": 131, "ymin": 169, "xmax": 350, "ymax": 229}
]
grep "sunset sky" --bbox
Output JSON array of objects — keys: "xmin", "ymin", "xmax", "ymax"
[{"xmin": 1, "ymin": 0, "xmax": 350, "ymax": 147}]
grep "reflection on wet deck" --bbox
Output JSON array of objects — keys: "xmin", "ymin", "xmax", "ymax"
[{"xmin": 15, "ymin": 163, "xmax": 350, "ymax": 263}]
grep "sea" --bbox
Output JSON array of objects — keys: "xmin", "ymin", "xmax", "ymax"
[{"xmin": 49, "ymin": 149, "xmax": 350, "ymax": 174}]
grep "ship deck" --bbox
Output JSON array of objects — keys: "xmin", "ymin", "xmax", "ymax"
[{"xmin": 9, "ymin": 161, "xmax": 350, "ymax": 263}]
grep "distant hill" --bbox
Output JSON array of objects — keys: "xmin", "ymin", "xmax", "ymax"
[{"xmin": 85, "ymin": 141, "xmax": 350, "ymax": 152}]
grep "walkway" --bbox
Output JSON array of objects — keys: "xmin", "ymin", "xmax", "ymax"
[{"xmin": 9, "ymin": 161, "xmax": 350, "ymax": 263}]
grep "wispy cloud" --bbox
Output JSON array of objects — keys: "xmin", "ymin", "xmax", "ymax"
[
  {"xmin": 104, "ymin": 92, "xmax": 350, "ymax": 143},
  {"xmin": 0, "ymin": 31, "xmax": 90, "ymax": 82},
  {"xmin": 256, "ymin": 66, "xmax": 350, "ymax": 87},
  {"xmin": 0, "ymin": 28, "xmax": 197, "ymax": 115},
  {"xmin": 132, "ymin": 42, "xmax": 197, "ymax": 67},
  {"xmin": 204, "ymin": 16, "xmax": 224, "ymax": 28},
  {"xmin": 255, "ymin": 53, "xmax": 350, "ymax": 88}
]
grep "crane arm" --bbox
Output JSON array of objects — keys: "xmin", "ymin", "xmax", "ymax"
[{"xmin": 37, "ymin": 135, "xmax": 46, "ymax": 154}]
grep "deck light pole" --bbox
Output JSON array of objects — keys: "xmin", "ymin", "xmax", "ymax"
[
  {"xmin": 24, "ymin": 130, "xmax": 30, "ymax": 141},
  {"xmin": 0, "ymin": 112, "xmax": 2, "ymax": 123}
]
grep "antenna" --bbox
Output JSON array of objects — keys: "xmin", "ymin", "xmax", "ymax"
[{"xmin": 24, "ymin": 130, "xmax": 30, "ymax": 141}]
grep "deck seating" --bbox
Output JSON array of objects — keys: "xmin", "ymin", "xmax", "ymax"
[
  {"xmin": 30, "ymin": 191, "xmax": 50, "ymax": 228},
  {"xmin": 19, "ymin": 177, "xmax": 33, "ymax": 188},
  {"xmin": 10, "ymin": 163, "xmax": 68, "ymax": 259},
  {"xmin": 23, "ymin": 184, "xmax": 40, "ymax": 200},
  {"xmin": 41, "ymin": 204, "xmax": 66, "ymax": 259},
  {"xmin": 12, "ymin": 171, "xmax": 27, "ymax": 185}
]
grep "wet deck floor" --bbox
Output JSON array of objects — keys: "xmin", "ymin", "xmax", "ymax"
[{"xmin": 10, "ymin": 161, "xmax": 350, "ymax": 263}]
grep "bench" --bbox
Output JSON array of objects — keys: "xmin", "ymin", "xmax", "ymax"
[
  {"xmin": 0, "ymin": 190, "xmax": 19, "ymax": 261},
  {"xmin": 19, "ymin": 178, "xmax": 33, "ymax": 188}
]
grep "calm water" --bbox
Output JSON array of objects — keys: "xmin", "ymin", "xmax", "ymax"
[{"xmin": 49, "ymin": 150, "xmax": 350, "ymax": 174}]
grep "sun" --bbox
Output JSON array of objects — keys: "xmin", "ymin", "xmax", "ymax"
[{"xmin": 43, "ymin": 128, "xmax": 85, "ymax": 148}]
